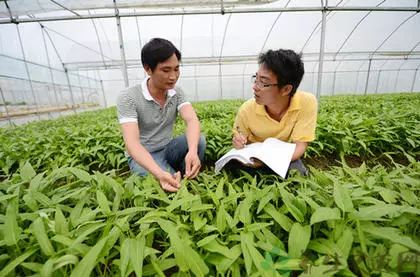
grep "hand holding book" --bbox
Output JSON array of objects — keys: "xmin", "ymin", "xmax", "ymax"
[{"xmin": 215, "ymin": 137, "xmax": 296, "ymax": 178}]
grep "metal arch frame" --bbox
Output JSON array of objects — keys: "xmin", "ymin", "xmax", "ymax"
[
  {"xmin": 364, "ymin": 12, "xmax": 420, "ymax": 94},
  {"xmin": 88, "ymin": 10, "xmax": 107, "ymax": 69},
  {"xmin": 300, "ymin": 0, "xmax": 347, "ymax": 54},
  {"xmin": 410, "ymin": 63, "xmax": 420, "ymax": 92},
  {"xmin": 374, "ymin": 60, "xmax": 389, "ymax": 94},
  {"xmin": 218, "ymin": 12, "xmax": 233, "ymax": 99},
  {"xmin": 0, "ymin": 2, "xmax": 419, "ymax": 113},
  {"xmin": 259, "ymin": 0, "xmax": 291, "ymax": 53},
  {"xmin": 15, "ymin": 23, "xmax": 41, "ymax": 118},
  {"xmin": 391, "ymin": 38, "xmax": 420, "ymax": 92},
  {"xmin": 2, "ymin": 5, "xmax": 420, "ymax": 24},
  {"xmin": 316, "ymin": 0, "xmax": 327, "ymax": 101},
  {"xmin": 113, "ymin": 0, "xmax": 129, "ymax": 88},
  {"xmin": 40, "ymin": 23, "xmax": 60, "ymax": 106},
  {"xmin": 42, "ymin": 25, "xmax": 78, "ymax": 113},
  {"xmin": 333, "ymin": 0, "xmax": 386, "ymax": 60},
  {"xmin": 370, "ymin": 12, "xmax": 419, "ymax": 58}
]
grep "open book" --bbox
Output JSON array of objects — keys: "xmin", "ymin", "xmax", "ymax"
[{"xmin": 215, "ymin": 138, "xmax": 296, "ymax": 178}]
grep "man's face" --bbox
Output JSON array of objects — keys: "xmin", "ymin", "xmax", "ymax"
[
  {"xmin": 252, "ymin": 64, "xmax": 282, "ymax": 105},
  {"xmin": 147, "ymin": 53, "xmax": 180, "ymax": 91}
]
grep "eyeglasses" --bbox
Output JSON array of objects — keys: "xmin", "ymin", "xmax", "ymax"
[{"xmin": 251, "ymin": 75, "xmax": 278, "ymax": 90}]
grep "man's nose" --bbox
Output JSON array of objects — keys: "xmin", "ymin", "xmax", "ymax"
[{"xmin": 252, "ymin": 82, "xmax": 260, "ymax": 91}]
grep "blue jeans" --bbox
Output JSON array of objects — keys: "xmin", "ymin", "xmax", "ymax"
[{"xmin": 128, "ymin": 134, "xmax": 206, "ymax": 177}]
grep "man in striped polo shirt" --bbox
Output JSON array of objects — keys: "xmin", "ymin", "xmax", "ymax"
[{"xmin": 117, "ymin": 38, "xmax": 206, "ymax": 192}]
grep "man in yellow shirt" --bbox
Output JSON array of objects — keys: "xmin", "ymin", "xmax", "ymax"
[{"xmin": 232, "ymin": 49, "xmax": 318, "ymax": 176}]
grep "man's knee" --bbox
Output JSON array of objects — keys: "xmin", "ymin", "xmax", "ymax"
[{"xmin": 198, "ymin": 134, "xmax": 206, "ymax": 161}]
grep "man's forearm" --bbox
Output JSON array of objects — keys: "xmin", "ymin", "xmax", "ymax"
[
  {"xmin": 127, "ymin": 143, "xmax": 163, "ymax": 178},
  {"xmin": 185, "ymin": 120, "xmax": 200, "ymax": 153},
  {"xmin": 291, "ymin": 141, "xmax": 308, "ymax": 161}
]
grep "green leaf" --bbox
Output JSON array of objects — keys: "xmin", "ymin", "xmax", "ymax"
[
  {"xmin": 216, "ymin": 205, "xmax": 227, "ymax": 232},
  {"xmin": 379, "ymin": 188, "xmax": 399, "ymax": 204},
  {"xmin": 333, "ymin": 183, "xmax": 354, "ymax": 213},
  {"xmin": 158, "ymin": 220, "xmax": 209, "ymax": 276},
  {"xmin": 264, "ymin": 203, "xmax": 292, "ymax": 232},
  {"xmin": 201, "ymin": 239, "xmax": 235, "ymax": 259},
  {"xmin": 130, "ymin": 237, "xmax": 146, "ymax": 277},
  {"xmin": 4, "ymin": 200, "xmax": 20, "ymax": 246},
  {"xmin": 120, "ymin": 239, "xmax": 130, "ymax": 277},
  {"xmin": 197, "ymin": 234, "xmax": 218, "ymax": 248},
  {"xmin": 336, "ymin": 227, "xmax": 353, "ymax": 260},
  {"xmin": 96, "ymin": 190, "xmax": 111, "ymax": 215},
  {"xmin": 55, "ymin": 207, "xmax": 68, "ymax": 235},
  {"xmin": 20, "ymin": 161, "xmax": 36, "ymax": 182},
  {"xmin": 70, "ymin": 236, "xmax": 108, "ymax": 277},
  {"xmin": 279, "ymin": 186, "xmax": 304, "ymax": 222},
  {"xmin": 288, "ymin": 223, "xmax": 311, "ymax": 258},
  {"xmin": 310, "ymin": 207, "xmax": 341, "ymax": 225},
  {"xmin": 362, "ymin": 225, "xmax": 420, "ymax": 252},
  {"xmin": 0, "ymin": 248, "xmax": 37, "ymax": 277},
  {"xmin": 53, "ymin": 254, "xmax": 79, "ymax": 271},
  {"xmin": 32, "ymin": 217, "xmax": 55, "ymax": 256},
  {"xmin": 68, "ymin": 167, "xmax": 92, "ymax": 182}
]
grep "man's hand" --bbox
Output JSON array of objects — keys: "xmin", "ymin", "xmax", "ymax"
[
  {"xmin": 158, "ymin": 171, "xmax": 181, "ymax": 192},
  {"xmin": 232, "ymin": 132, "xmax": 247, "ymax": 149},
  {"xmin": 184, "ymin": 151, "xmax": 201, "ymax": 179},
  {"xmin": 249, "ymin": 158, "xmax": 264, "ymax": 168}
]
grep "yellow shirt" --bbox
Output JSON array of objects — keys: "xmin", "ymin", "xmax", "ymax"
[{"xmin": 233, "ymin": 91, "xmax": 318, "ymax": 143}]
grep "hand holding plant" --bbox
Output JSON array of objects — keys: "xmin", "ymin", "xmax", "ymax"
[
  {"xmin": 184, "ymin": 151, "xmax": 201, "ymax": 179},
  {"xmin": 158, "ymin": 171, "xmax": 181, "ymax": 192}
]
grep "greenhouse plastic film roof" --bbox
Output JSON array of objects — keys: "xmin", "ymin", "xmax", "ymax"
[{"xmin": 0, "ymin": 0, "xmax": 419, "ymax": 113}]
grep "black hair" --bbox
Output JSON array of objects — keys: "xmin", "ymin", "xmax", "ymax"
[
  {"xmin": 258, "ymin": 49, "xmax": 304, "ymax": 97},
  {"xmin": 141, "ymin": 38, "xmax": 181, "ymax": 71}
]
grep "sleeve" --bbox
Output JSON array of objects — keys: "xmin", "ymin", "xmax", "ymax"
[
  {"xmin": 175, "ymin": 87, "xmax": 190, "ymax": 111},
  {"xmin": 291, "ymin": 94, "xmax": 318, "ymax": 142},
  {"xmin": 116, "ymin": 92, "xmax": 138, "ymax": 124},
  {"xmin": 233, "ymin": 103, "xmax": 251, "ymax": 137}
]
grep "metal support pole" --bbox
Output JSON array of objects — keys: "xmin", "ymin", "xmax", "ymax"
[
  {"xmin": 40, "ymin": 25, "xmax": 59, "ymax": 107},
  {"xmin": 114, "ymin": 0, "xmax": 129, "ymax": 88},
  {"xmin": 393, "ymin": 69, "xmax": 401, "ymax": 93},
  {"xmin": 95, "ymin": 70, "xmax": 107, "ymax": 107},
  {"xmin": 316, "ymin": 4, "xmax": 327, "ymax": 102},
  {"xmin": 242, "ymin": 63, "xmax": 247, "ymax": 99},
  {"xmin": 77, "ymin": 71, "xmax": 86, "ymax": 104},
  {"xmin": 99, "ymin": 80, "xmax": 106, "ymax": 107},
  {"xmin": 332, "ymin": 71, "xmax": 337, "ymax": 96},
  {"xmin": 0, "ymin": 85, "xmax": 12, "ymax": 126},
  {"xmin": 410, "ymin": 68, "xmax": 419, "ymax": 92},
  {"xmin": 16, "ymin": 24, "xmax": 40, "ymax": 118},
  {"xmin": 218, "ymin": 13, "xmax": 232, "ymax": 100},
  {"xmin": 375, "ymin": 70, "xmax": 382, "ymax": 94},
  {"xmin": 364, "ymin": 58, "xmax": 372, "ymax": 95},
  {"xmin": 355, "ymin": 71, "xmax": 360, "ymax": 93},
  {"xmin": 64, "ymin": 67, "xmax": 77, "ymax": 114},
  {"xmin": 194, "ymin": 65, "xmax": 198, "ymax": 102}
]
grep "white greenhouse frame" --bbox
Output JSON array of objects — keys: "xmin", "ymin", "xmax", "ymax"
[{"xmin": 0, "ymin": 0, "xmax": 419, "ymax": 126}]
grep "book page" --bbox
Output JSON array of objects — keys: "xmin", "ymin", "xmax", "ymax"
[
  {"xmin": 250, "ymin": 138, "xmax": 296, "ymax": 178},
  {"xmin": 214, "ymin": 142, "xmax": 263, "ymax": 172},
  {"xmin": 214, "ymin": 138, "xmax": 295, "ymax": 178}
]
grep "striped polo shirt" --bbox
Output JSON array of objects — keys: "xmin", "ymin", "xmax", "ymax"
[{"xmin": 117, "ymin": 77, "xmax": 190, "ymax": 152}]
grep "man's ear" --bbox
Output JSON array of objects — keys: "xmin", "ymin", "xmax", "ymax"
[
  {"xmin": 144, "ymin": 65, "xmax": 152, "ymax": 76},
  {"xmin": 280, "ymin": 84, "xmax": 293, "ymax": 96}
]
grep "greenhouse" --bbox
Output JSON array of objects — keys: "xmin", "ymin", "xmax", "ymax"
[{"xmin": 0, "ymin": 0, "xmax": 419, "ymax": 276}]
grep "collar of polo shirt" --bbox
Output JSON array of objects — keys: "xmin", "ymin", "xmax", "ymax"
[{"xmin": 141, "ymin": 76, "xmax": 176, "ymax": 101}]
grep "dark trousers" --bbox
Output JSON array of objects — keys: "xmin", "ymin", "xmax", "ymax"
[{"xmin": 224, "ymin": 159, "xmax": 309, "ymax": 178}]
